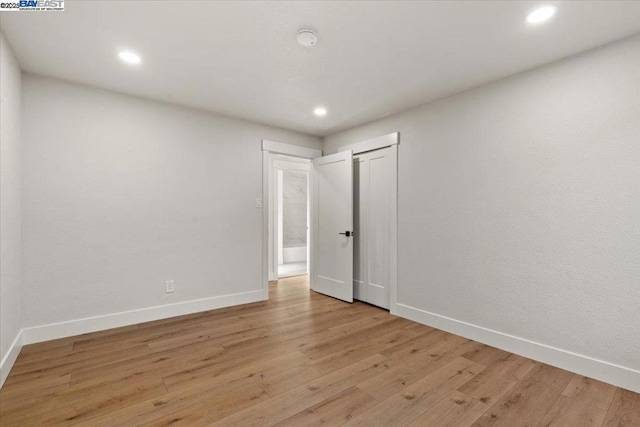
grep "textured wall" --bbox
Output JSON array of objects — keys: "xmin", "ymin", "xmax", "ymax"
[
  {"xmin": 324, "ymin": 35, "xmax": 640, "ymax": 371},
  {"xmin": 283, "ymin": 170, "xmax": 307, "ymax": 246},
  {"xmin": 0, "ymin": 34, "xmax": 22, "ymax": 365},
  {"xmin": 21, "ymin": 75, "xmax": 321, "ymax": 327}
]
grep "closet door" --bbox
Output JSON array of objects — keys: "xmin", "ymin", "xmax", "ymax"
[{"xmin": 354, "ymin": 147, "xmax": 392, "ymax": 309}]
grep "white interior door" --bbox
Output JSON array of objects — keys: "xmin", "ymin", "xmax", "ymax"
[
  {"xmin": 354, "ymin": 147, "xmax": 394, "ymax": 309},
  {"xmin": 310, "ymin": 150, "xmax": 354, "ymax": 302}
]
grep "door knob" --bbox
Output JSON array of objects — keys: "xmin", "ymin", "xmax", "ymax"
[{"xmin": 338, "ymin": 231, "xmax": 353, "ymax": 237}]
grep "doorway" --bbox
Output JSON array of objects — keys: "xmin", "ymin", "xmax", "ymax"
[
  {"xmin": 276, "ymin": 164, "xmax": 310, "ymax": 278},
  {"xmin": 261, "ymin": 140, "xmax": 320, "ymax": 296}
]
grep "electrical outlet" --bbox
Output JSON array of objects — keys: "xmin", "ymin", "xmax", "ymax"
[
  {"xmin": 165, "ymin": 280, "xmax": 175, "ymax": 293},
  {"xmin": 255, "ymin": 197, "xmax": 262, "ymax": 208}
]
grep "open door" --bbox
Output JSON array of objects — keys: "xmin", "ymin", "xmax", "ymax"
[{"xmin": 310, "ymin": 150, "xmax": 354, "ymax": 302}]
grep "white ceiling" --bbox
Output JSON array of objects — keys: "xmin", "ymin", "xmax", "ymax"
[{"xmin": 2, "ymin": 1, "xmax": 639, "ymax": 136}]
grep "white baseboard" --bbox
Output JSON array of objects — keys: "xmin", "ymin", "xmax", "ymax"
[
  {"xmin": 0, "ymin": 330, "xmax": 23, "ymax": 388},
  {"xmin": 21, "ymin": 290, "xmax": 264, "ymax": 346},
  {"xmin": 394, "ymin": 302, "xmax": 640, "ymax": 394}
]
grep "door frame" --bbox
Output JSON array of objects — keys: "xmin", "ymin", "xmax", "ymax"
[
  {"xmin": 338, "ymin": 132, "xmax": 399, "ymax": 314},
  {"xmin": 262, "ymin": 140, "xmax": 321, "ymax": 300}
]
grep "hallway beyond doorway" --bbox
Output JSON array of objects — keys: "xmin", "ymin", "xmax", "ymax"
[{"xmin": 278, "ymin": 261, "xmax": 307, "ymax": 278}]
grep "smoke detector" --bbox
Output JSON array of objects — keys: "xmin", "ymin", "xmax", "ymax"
[{"xmin": 297, "ymin": 30, "xmax": 318, "ymax": 47}]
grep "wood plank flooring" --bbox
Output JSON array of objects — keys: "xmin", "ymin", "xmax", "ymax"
[{"xmin": 1, "ymin": 275, "xmax": 638, "ymax": 426}]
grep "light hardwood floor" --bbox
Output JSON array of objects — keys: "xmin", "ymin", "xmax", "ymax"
[{"xmin": 1, "ymin": 275, "xmax": 638, "ymax": 426}]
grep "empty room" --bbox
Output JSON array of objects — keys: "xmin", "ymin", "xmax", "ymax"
[{"xmin": 0, "ymin": 1, "xmax": 639, "ymax": 425}]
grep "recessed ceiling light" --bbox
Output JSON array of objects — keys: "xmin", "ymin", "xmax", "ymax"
[
  {"xmin": 118, "ymin": 50, "xmax": 142, "ymax": 65},
  {"xmin": 526, "ymin": 5, "xmax": 557, "ymax": 24},
  {"xmin": 314, "ymin": 107, "xmax": 327, "ymax": 117}
]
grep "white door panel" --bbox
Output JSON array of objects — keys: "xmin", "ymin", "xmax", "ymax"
[
  {"xmin": 354, "ymin": 147, "xmax": 393, "ymax": 309},
  {"xmin": 368, "ymin": 154, "xmax": 386, "ymax": 289},
  {"xmin": 311, "ymin": 150, "xmax": 354, "ymax": 302}
]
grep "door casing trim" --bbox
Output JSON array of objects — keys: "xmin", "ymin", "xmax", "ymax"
[{"xmin": 262, "ymin": 141, "xmax": 321, "ymax": 300}]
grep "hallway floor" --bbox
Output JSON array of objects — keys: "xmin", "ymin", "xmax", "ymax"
[{"xmin": 278, "ymin": 260, "xmax": 307, "ymax": 278}]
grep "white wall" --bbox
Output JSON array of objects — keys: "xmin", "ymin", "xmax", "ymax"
[
  {"xmin": 324, "ymin": 36, "xmax": 640, "ymax": 385},
  {"xmin": 0, "ymin": 34, "xmax": 23, "ymax": 384},
  {"xmin": 21, "ymin": 74, "xmax": 321, "ymax": 333}
]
